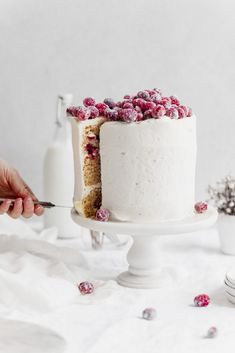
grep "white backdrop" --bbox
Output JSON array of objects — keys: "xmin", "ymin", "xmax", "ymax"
[{"xmin": 0, "ymin": 0, "xmax": 235, "ymax": 200}]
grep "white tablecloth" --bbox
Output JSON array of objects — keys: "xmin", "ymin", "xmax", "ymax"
[{"xmin": 0, "ymin": 214, "xmax": 235, "ymax": 353}]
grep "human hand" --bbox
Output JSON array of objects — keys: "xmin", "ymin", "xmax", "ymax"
[{"xmin": 0, "ymin": 159, "xmax": 44, "ymax": 218}]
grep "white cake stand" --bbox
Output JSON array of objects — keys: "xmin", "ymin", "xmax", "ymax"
[{"xmin": 71, "ymin": 207, "xmax": 218, "ymax": 289}]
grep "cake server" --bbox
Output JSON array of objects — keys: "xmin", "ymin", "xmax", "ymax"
[{"xmin": 0, "ymin": 198, "xmax": 71, "ymax": 209}]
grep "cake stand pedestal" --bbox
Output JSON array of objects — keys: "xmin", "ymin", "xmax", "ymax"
[{"xmin": 71, "ymin": 207, "xmax": 217, "ymax": 289}]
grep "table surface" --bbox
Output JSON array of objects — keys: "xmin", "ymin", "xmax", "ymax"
[{"xmin": 0, "ymin": 215, "xmax": 235, "ymax": 353}]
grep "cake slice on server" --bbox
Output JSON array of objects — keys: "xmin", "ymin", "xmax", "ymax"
[{"xmin": 68, "ymin": 102, "xmax": 107, "ymax": 218}]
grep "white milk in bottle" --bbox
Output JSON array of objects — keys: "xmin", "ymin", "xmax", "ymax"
[{"xmin": 43, "ymin": 94, "xmax": 81, "ymax": 238}]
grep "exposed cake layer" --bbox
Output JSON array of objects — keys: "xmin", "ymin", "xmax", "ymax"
[
  {"xmin": 71, "ymin": 117, "xmax": 105, "ymax": 217},
  {"xmin": 100, "ymin": 116, "xmax": 197, "ymax": 222}
]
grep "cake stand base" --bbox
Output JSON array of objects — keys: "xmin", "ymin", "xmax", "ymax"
[{"xmin": 71, "ymin": 207, "xmax": 217, "ymax": 289}]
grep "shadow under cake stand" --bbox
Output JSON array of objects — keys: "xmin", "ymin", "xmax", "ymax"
[{"xmin": 71, "ymin": 207, "xmax": 218, "ymax": 289}]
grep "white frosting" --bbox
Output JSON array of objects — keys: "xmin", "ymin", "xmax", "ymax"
[
  {"xmin": 70, "ymin": 117, "xmax": 105, "ymax": 214},
  {"xmin": 100, "ymin": 116, "xmax": 197, "ymax": 222}
]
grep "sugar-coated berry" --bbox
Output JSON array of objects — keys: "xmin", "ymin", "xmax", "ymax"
[
  {"xmin": 151, "ymin": 93, "xmax": 162, "ymax": 104},
  {"xmin": 143, "ymin": 109, "xmax": 153, "ymax": 119},
  {"xmin": 166, "ymin": 107, "xmax": 179, "ymax": 119},
  {"xmin": 78, "ymin": 281, "xmax": 94, "ymax": 295},
  {"xmin": 153, "ymin": 88, "xmax": 162, "ymax": 95},
  {"xmin": 134, "ymin": 105, "xmax": 142, "ymax": 113},
  {"xmin": 144, "ymin": 101, "xmax": 156, "ymax": 111},
  {"xmin": 137, "ymin": 90, "xmax": 150, "ymax": 100},
  {"xmin": 66, "ymin": 106, "xmax": 78, "ymax": 117},
  {"xmin": 146, "ymin": 90, "xmax": 156, "ymax": 97},
  {"xmin": 187, "ymin": 107, "xmax": 193, "ymax": 117},
  {"xmin": 177, "ymin": 106, "xmax": 186, "ymax": 119},
  {"xmin": 96, "ymin": 208, "xmax": 110, "ymax": 222},
  {"xmin": 104, "ymin": 108, "xmax": 119, "ymax": 121},
  {"xmin": 89, "ymin": 106, "xmax": 99, "ymax": 119},
  {"xmin": 104, "ymin": 98, "xmax": 116, "ymax": 109},
  {"xmin": 142, "ymin": 308, "xmax": 157, "ymax": 320},
  {"xmin": 152, "ymin": 104, "xmax": 166, "ymax": 118},
  {"xmin": 195, "ymin": 202, "xmax": 208, "ymax": 213},
  {"xmin": 179, "ymin": 105, "xmax": 189, "ymax": 116},
  {"xmin": 83, "ymin": 97, "xmax": 96, "ymax": 107},
  {"xmin": 95, "ymin": 103, "xmax": 108, "ymax": 115},
  {"xmin": 120, "ymin": 108, "xmax": 138, "ymax": 123},
  {"xmin": 207, "ymin": 326, "xmax": 218, "ymax": 338},
  {"xmin": 194, "ymin": 294, "xmax": 210, "ymax": 307},
  {"xmin": 123, "ymin": 102, "xmax": 134, "ymax": 109},
  {"xmin": 136, "ymin": 112, "xmax": 144, "ymax": 121},
  {"xmin": 68, "ymin": 106, "xmax": 91, "ymax": 120},
  {"xmin": 170, "ymin": 95, "xmax": 180, "ymax": 106},
  {"xmin": 116, "ymin": 101, "xmax": 123, "ymax": 108},
  {"xmin": 160, "ymin": 97, "xmax": 171, "ymax": 109},
  {"xmin": 133, "ymin": 98, "xmax": 146, "ymax": 111},
  {"xmin": 124, "ymin": 94, "xmax": 132, "ymax": 99}
]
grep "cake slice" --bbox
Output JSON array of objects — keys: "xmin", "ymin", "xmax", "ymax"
[{"xmin": 70, "ymin": 116, "xmax": 106, "ymax": 218}]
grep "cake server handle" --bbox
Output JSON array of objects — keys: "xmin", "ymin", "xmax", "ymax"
[{"xmin": 0, "ymin": 198, "xmax": 71, "ymax": 209}]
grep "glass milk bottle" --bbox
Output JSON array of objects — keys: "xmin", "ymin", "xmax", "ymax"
[{"xmin": 43, "ymin": 94, "xmax": 81, "ymax": 238}]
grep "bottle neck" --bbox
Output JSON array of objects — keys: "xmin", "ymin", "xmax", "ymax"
[{"xmin": 54, "ymin": 94, "xmax": 73, "ymax": 144}]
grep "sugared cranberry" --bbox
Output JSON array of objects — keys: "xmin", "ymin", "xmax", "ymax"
[
  {"xmin": 68, "ymin": 106, "xmax": 90, "ymax": 120},
  {"xmin": 104, "ymin": 98, "xmax": 116, "ymax": 109},
  {"xmin": 116, "ymin": 101, "xmax": 123, "ymax": 108},
  {"xmin": 95, "ymin": 103, "xmax": 108, "ymax": 115},
  {"xmin": 83, "ymin": 97, "xmax": 96, "ymax": 107},
  {"xmin": 166, "ymin": 107, "xmax": 179, "ymax": 119},
  {"xmin": 142, "ymin": 308, "xmax": 157, "ymax": 320},
  {"xmin": 133, "ymin": 98, "xmax": 146, "ymax": 111},
  {"xmin": 104, "ymin": 108, "xmax": 119, "ymax": 121},
  {"xmin": 143, "ymin": 109, "xmax": 153, "ymax": 119},
  {"xmin": 187, "ymin": 107, "xmax": 193, "ymax": 117},
  {"xmin": 124, "ymin": 94, "xmax": 133, "ymax": 99},
  {"xmin": 144, "ymin": 101, "xmax": 156, "ymax": 111},
  {"xmin": 137, "ymin": 91, "xmax": 150, "ymax": 100},
  {"xmin": 66, "ymin": 106, "xmax": 78, "ymax": 117},
  {"xmin": 134, "ymin": 105, "xmax": 141, "ymax": 113},
  {"xmin": 153, "ymin": 88, "xmax": 162, "ymax": 95},
  {"xmin": 89, "ymin": 106, "xmax": 99, "ymax": 119},
  {"xmin": 136, "ymin": 112, "xmax": 144, "ymax": 121},
  {"xmin": 170, "ymin": 95, "xmax": 180, "ymax": 106},
  {"xmin": 151, "ymin": 93, "xmax": 162, "ymax": 104},
  {"xmin": 194, "ymin": 202, "xmax": 208, "ymax": 213},
  {"xmin": 180, "ymin": 105, "xmax": 189, "ymax": 116},
  {"xmin": 123, "ymin": 102, "xmax": 134, "ymax": 109},
  {"xmin": 146, "ymin": 90, "xmax": 156, "ymax": 97},
  {"xmin": 194, "ymin": 294, "xmax": 210, "ymax": 307},
  {"xmin": 96, "ymin": 208, "xmax": 110, "ymax": 222},
  {"xmin": 160, "ymin": 97, "xmax": 171, "ymax": 109},
  {"xmin": 152, "ymin": 105, "xmax": 166, "ymax": 118},
  {"xmin": 177, "ymin": 106, "xmax": 186, "ymax": 119},
  {"xmin": 120, "ymin": 108, "xmax": 138, "ymax": 123},
  {"xmin": 78, "ymin": 281, "xmax": 94, "ymax": 295},
  {"xmin": 207, "ymin": 326, "xmax": 218, "ymax": 338}
]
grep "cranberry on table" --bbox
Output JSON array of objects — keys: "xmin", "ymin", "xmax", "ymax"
[
  {"xmin": 78, "ymin": 281, "xmax": 94, "ymax": 295},
  {"xmin": 194, "ymin": 202, "xmax": 208, "ymax": 214},
  {"xmin": 194, "ymin": 294, "xmax": 210, "ymax": 307},
  {"xmin": 142, "ymin": 307, "xmax": 157, "ymax": 320},
  {"xmin": 207, "ymin": 326, "xmax": 218, "ymax": 338}
]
